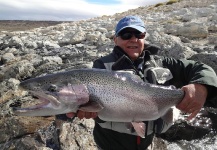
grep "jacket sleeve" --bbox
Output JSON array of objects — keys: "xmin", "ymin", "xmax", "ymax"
[
  {"xmin": 92, "ymin": 59, "xmax": 106, "ymax": 69},
  {"xmin": 162, "ymin": 57, "xmax": 217, "ymax": 102}
]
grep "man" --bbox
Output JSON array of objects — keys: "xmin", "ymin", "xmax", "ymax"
[{"xmin": 67, "ymin": 16, "xmax": 217, "ymax": 149}]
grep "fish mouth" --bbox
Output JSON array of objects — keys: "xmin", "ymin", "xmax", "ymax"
[{"xmin": 12, "ymin": 91, "xmax": 61, "ymax": 112}]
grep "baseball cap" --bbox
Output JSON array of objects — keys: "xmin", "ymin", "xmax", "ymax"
[{"xmin": 115, "ymin": 16, "xmax": 146, "ymax": 35}]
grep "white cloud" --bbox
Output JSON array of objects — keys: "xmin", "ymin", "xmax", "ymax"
[{"xmin": 0, "ymin": 0, "xmax": 168, "ymax": 21}]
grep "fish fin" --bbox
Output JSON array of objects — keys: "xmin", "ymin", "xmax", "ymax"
[
  {"xmin": 125, "ymin": 122, "xmax": 133, "ymax": 129},
  {"xmin": 79, "ymin": 101, "xmax": 104, "ymax": 112},
  {"xmin": 131, "ymin": 122, "xmax": 146, "ymax": 138},
  {"xmin": 161, "ymin": 106, "xmax": 181, "ymax": 123}
]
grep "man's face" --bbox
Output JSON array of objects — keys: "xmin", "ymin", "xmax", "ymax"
[{"xmin": 114, "ymin": 28, "xmax": 146, "ymax": 61}]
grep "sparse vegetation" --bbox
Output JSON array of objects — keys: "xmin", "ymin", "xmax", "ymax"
[
  {"xmin": 166, "ymin": 0, "xmax": 179, "ymax": 5},
  {"xmin": 155, "ymin": 3, "xmax": 164, "ymax": 7}
]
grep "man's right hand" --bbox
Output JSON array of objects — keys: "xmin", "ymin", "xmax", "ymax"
[{"xmin": 66, "ymin": 110, "xmax": 98, "ymax": 119}]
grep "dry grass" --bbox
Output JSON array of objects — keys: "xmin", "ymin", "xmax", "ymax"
[{"xmin": 0, "ymin": 20, "xmax": 68, "ymax": 32}]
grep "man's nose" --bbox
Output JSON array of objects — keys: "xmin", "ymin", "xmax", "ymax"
[{"xmin": 129, "ymin": 35, "xmax": 138, "ymax": 41}]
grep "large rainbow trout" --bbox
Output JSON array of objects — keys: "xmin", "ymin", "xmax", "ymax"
[{"xmin": 13, "ymin": 69, "xmax": 184, "ymax": 137}]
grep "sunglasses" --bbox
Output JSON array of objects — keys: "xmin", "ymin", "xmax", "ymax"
[{"xmin": 118, "ymin": 31, "xmax": 146, "ymax": 40}]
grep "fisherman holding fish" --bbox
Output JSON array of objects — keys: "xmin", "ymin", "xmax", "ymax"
[
  {"xmin": 13, "ymin": 16, "xmax": 217, "ymax": 150},
  {"xmin": 66, "ymin": 16, "xmax": 217, "ymax": 149}
]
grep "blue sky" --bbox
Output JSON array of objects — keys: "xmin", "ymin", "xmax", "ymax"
[
  {"xmin": 0, "ymin": 0, "xmax": 168, "ymax": 21},
  {"xmin": 86, "ymin": 0, "xmax": 120, "ymax": 5}
]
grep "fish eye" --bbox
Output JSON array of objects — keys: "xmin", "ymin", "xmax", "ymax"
[{"xmin": 48, "ymin": 84, "xmax": 57, "ymax": 92}]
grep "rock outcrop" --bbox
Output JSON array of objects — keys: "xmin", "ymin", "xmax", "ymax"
[{"xmin": 0, "ymin": 0, "xmax": 217, "ymax": 149}]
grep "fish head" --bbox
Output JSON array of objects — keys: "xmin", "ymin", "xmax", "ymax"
[{"xmin": 13, "ymin": 72, "xmax": 89, "ymax": 116}]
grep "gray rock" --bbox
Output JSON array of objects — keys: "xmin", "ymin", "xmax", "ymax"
[
  {"xmin": 59, "ymin": 118, "xmax": 97, "ymax": 150},
  {"xmin": 189, "ymin": 53, "xmax": 217, "ymax": 73},
  {"xmin": 164, "ymin": 23, "xmax": 208, "ymax": 39},
  {"xmin": 1, "ymin": 52, "xmax": 15, "ymax": 64},
  {"xmin": 69, "ymin": 29, "xmax": 86, "ymax": 45},
  {"xmin": 146, "ymin": 30, "xmax": 196, "ymax": 59},
  {"xmin": 8, "ymin": 36, "xmax": 24, "ymax": 49},
  {"xmin": 42, "ymin": 56, "xmax": 63, "ymax": 64},
  {"xmin": 43, "ymin": 41, "xmax": 60, "ymax": 50},
  {"xmin": 1, "ymin": 60, "xmax": 35, "ymax": 81},
  {"xmin": 208, "ymin": 34, "xmax": 217, "ymax": 45},
  {"xmin": 24, "ymin": 41, "xmax": 38, "ymax": 49},
  {"xmin": 208, "ymin": 24, "xmax": 217, "ymax": 32}
]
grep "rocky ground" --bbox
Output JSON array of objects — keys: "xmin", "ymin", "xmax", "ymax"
[{"xmin": 0, "ymin": 0, "xmax": 217, "ymax": 149}]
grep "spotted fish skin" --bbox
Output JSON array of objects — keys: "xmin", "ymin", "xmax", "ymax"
[{"xmin": 13, "ymin": 68, "xmax": 184, "ymax": 122}]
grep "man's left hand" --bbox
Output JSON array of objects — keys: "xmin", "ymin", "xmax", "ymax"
[{"xmin": 176, "ymin": 83, "xmax": 208, "ymax": 120}]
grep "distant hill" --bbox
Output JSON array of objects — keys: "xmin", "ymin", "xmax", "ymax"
[{"xmin": 0, "ymin": 20, "xmax": 71, "ymax": 32}]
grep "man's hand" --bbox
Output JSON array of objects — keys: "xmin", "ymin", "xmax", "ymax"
[
  {"xmin": 66, "ymin": 110, "xmax": 98, "ymax": 119},
  {"xmin": 176, "ymin": 83, "xmax": 208, "ymax": 120}
]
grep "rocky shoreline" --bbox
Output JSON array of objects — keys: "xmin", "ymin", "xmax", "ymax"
[{"xmin": 0, "ymin": 0, "xmax": 217, "ymax": 149}]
